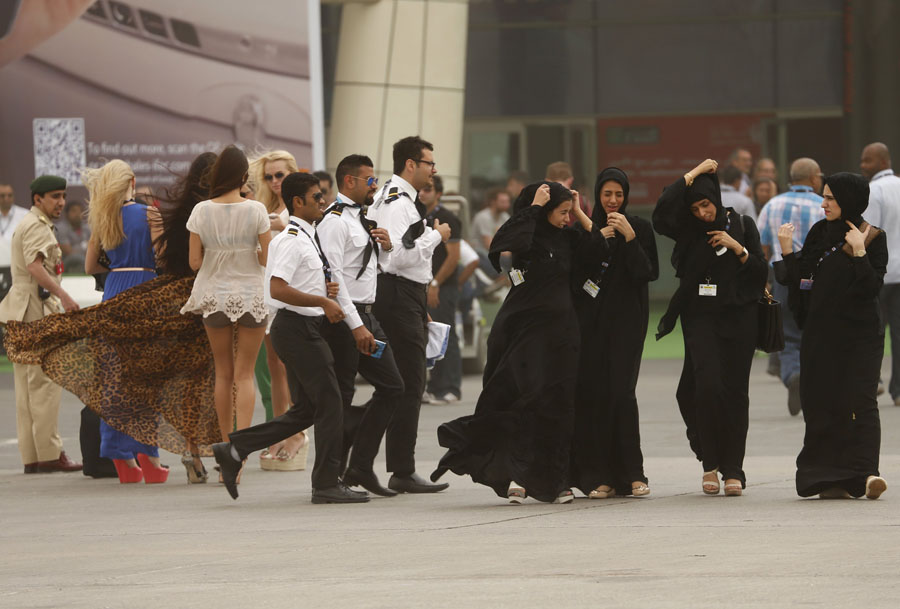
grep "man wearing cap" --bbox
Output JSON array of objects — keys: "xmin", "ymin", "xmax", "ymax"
[{"xmin": 0, "ymin": 175, "xmax": 81, "ymax": 473}]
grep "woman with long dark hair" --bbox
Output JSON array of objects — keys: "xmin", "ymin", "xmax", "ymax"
[
  {"xmin": 570, "ymin": 167, "xmax": 658, "ymax": 499},
  {"xmin": 431, "ymin": 181, "xmax": 600, "ymax": 504},
  {"xmin": 181, "ymin": 146, "xmax": 272, "ymax": 450},
  {"xmin": 775, "ymin": 172, "xmax": 888, "ymax": 499},
  {"xmin": 653, "ymin": 159, "xmax": 767, "ymax": 497},
  {"xmin": 5, "ymin": 152, "xmax": 223, "ymax": 483}
]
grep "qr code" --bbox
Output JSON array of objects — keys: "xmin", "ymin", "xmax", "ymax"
[{"xmin": 33, "ymin": 118, "xmax": 86, "ymax": 185}]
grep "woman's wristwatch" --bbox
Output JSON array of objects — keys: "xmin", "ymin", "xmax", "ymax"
[
  {"xmin": 855, "ymin": 248, "xmax": 866, "ymax": 258},
  {"xmin": 737, "ymin": 247, "xmax": 749, "ymax": 258}
]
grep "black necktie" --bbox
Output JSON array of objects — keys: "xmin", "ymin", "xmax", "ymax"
[{"xmin": 324, "ymin": 201, "xmax": 379, "ymax": 279}]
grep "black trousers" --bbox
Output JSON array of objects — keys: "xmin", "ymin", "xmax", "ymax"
[
  {"xmin": 676, "ymin": 305, "xmax": 757, "ymax": 486},
  {"xmin": 427, "ymin": 280, "xmax": 462, "ymax": 399},
  {"xmin": 371, "ymin": 274, "xmax": 428, "ymax": 475},
  {"xmin": 229, "ymin": 311, "xmax": 343, "ymax": 489},
  {"xmin": 322, "ymin": 308, "xmax": 404, "ymax": 470}
]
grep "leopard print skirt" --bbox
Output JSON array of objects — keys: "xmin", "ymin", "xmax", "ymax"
[{"xmin": 5, "ymin": 274, "xmax": 220, "ymax": 456}]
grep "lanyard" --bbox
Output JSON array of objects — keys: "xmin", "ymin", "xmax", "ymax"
[
  {"xmin": 704, "ymin": 213, "xmax": 732, "ymax": 283},
  {"xmin": 292, "ymin": 220, "xmax": 332, "ymax": 283},
  {"xmin": 810, "ymin": 241, "xmax": 845, "ymax": 280}
]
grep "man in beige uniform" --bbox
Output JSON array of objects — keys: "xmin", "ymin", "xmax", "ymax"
[{"xmin": 0, "ymin": 175, "xmax": 81, "ymax": 473}]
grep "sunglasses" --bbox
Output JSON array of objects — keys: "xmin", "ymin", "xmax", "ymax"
[
  {"xmin": 349, "ymin": 175, "xmax": 378, "ymax": 188},
  {"xmin": 264, "ymin": 171, "xmax": 287, "ymax": 182},
  {"xmin": 313, "ymin": 192, "xmax": 324, "ymax": 201}
]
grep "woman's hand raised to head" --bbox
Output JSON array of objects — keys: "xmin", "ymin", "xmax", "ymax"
[
  {"xmin": 777, "ymin": 223, "xmax": 795, "ymax": 255},
  {"xmin": 531, "ymin": 184, "xmax": 551, "ymax": 207},
  {"xmin": 688, "ymin": 159, "xmax": 718, "ymax": 181},
  {"xmin": 845, "ymin": 220, "xmax": 870, "ymax": 254}
]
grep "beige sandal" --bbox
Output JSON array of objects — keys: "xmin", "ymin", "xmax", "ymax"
[
  {"xmin": 866, "ymin": 476, "xmax": 887, "ymax": 500},
  {"xmin": 702, "ymin": 469, "xmax": 720, "ymax": 495},
  {"xmin": 507, "ymin": 481, "xmax": 526, "ymax": 504},
  {"xmin": 723, "ymin": 479, "xmax": 743, "ymax": 496},
  {"xmin": 631, "ymin": 482, "xmax": 650, "ymax": 497},
  {"xmin": 589, "ymin": 485, "xmax": 616, "ymax": 499}
]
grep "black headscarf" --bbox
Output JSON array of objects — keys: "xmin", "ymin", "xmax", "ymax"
[
  {"xmin": 655, "ymin": 172, "xmax": 733, "ymax": 339},
  {"xmin": 512, "ymin": 180, "xmax": 573, "ymax": 220},
  {"xmin": 592, "ymin": 167, "xmax": 630, "ymax": 226},
  {"xmin": 798, "ymin": 172, "xmax": 870, "ymax": 277}
]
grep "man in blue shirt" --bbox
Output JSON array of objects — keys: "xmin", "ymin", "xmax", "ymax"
[{"xmin": 757, "ymin": 158, "xmax": 824, "ymax": 416}]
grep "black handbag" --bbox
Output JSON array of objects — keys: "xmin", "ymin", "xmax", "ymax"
[{"xmin": 756, "ymin": 288, "xmax": 785, "ymax": 353}]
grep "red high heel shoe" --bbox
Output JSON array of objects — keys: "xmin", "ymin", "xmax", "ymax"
[
  {"xmin": 136, "ymin": 453, "xmax": 169, "ymax": 484},
  {"xmin": 113, "ymin": 459, "xmax": 143, "ymax": 484}
]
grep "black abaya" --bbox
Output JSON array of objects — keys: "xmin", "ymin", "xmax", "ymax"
[
  {"xmin": 570, "ymin": 169, "xmax": 659, "ymax": 495},
  {"xmin": 432, "ymin": 187, "xmax": 602, "ymax": 502},
  {"xmin": 653, "ymin": 174, "xmax": 767, "ymax": 485},
  {"xmin": 775, "ymin": 183, "xmax": 887, "ymax": 497}
]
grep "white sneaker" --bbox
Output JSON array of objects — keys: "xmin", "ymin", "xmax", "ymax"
[
  {"xmin": 422, "ymin": 391, "xmax": 445, "ymax": 404},
  {"xmin": 438, "ymin": 393, "xmax": 460, "ymax": 403}
]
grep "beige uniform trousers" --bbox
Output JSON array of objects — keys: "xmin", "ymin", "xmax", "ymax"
[{"xmin": 13, "ymin": 362, "xmax": 63, "ymax": 463}]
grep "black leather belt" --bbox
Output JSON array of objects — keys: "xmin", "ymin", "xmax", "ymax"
[
  {"xmin": 355, "ymin": 303, "xmax": 374, "ymax": 314},
  {"xmin": 381, "ymin": 273, "xmax": 426, "ymax": 291}
]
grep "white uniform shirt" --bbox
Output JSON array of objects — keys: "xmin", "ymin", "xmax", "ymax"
[
  {"xmin": 265, "ymin": 216, "xmax": 327, "ymax": 317},
  {"xmin": 720, "ymin": 184, "xmax": 758, "ymax": 221},
  {"xmin": 317, "ymin": 192, "xmax": 379, "ymax": 329},
  {"xmin": 0, "ymin": 205, "xmax": 30, "ymax": 267},
  {"xmin": 367, "ymin": 174, "xmax": 441, "ymax": 284},
  {"xmin": 864, "ymin": 169, "xmax": 900, "ymax": 284}
]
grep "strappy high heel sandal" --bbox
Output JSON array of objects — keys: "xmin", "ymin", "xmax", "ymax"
[
  {"xmin": 702, "ymin": 469, "xmax": 720, "ymax": 495},
  {"xmin": 181, "ymin": 453, "xmax": 208, "ymax": 484},
  {"xmin": 261, "ymin": 431, "xmax": 309, "ymax": 471}
]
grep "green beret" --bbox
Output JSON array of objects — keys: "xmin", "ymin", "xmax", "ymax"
[{"xmin": 30, "ymin": 175, "xmax": 67, "ymax": 195}]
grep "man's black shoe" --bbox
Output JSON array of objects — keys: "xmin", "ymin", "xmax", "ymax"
[
  {"xmin": 343, "ymin": 466, "xmax": 397, "ymax": 497},
  {"xmin": 212, "ymin": 442, "xmax": 241, "ymax": 500},
  {"xmin": 312, "ymin": 483, "xmax": 370, "ymax": 504},
  {"xmin": 388, "ymin": 472, "xmax": 449, "ymax": 494}
]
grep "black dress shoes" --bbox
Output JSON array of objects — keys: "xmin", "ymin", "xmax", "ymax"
[
  {"xmin": 312, "ymin": 483, "xmax": 370, "ymax": 504},
  {"xmin": 343, "ymin": 466, "xmax": 398, "ymax": 497},
  {"xmin": 388, "ymin": 472, "xmax": 449, "ymax": 494},
  {"xmin": 212, "ymin": 442, "xmax": 242, "ymax": 500}
]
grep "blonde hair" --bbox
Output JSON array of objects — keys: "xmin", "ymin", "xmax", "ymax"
[
  {"xmin": 249, "ymin": 149, "xmax": 299, "ymax": 213},
  {"xmin": 545, "ymin": 161, "xmax": 573, "ymax": 182},
  {"xmin": 83, "ymin": 159, "xmax": 135, "ymax": 251}
]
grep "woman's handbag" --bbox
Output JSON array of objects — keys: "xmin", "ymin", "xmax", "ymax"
[{"xmin": 756, "ymin": 288, "xmax": 785, "ymax": 353}]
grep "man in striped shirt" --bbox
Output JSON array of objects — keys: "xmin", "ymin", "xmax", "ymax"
[{"xmin": 757, "ymin": 158, "xmax": 824, "ymax": 416}]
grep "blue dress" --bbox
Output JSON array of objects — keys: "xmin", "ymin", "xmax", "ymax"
[{"xmin": 99, "ymin": 203, "xmax": 159, "ymax": 460}]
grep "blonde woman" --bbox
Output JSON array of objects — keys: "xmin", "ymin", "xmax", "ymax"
[
  {"xmin": 83, "ymin": 159, "xmax": 168, "ymax": 484},
  {"xmin": 248, "ymin": 149, "xmax": 308, "ymax": 469},
  {"xmin": 181, "ymin": 147, "xmax": 271, "ymax": 457}
]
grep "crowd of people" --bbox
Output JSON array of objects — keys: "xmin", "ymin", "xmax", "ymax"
[{"xmin": 0, "ymin": 137, "xmax": 893, "ymax": 504}]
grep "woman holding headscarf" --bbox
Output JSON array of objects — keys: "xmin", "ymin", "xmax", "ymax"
[
  {"xmin": 431, "ymin": 181, "xmax": 601, "ymax": 504},
  {"xmin": 654, "ymin": 159, "xmax": 767, "ymax": 497},
  {"xmin": 775, "ymin": 172, "xmax": 888, "ymax": 500},
  {"xmin": 570, "ymin": 168, "xmax": 659, "ymax": 499}
]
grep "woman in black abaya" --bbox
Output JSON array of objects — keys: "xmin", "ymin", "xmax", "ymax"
[
  {"xmin": 570, "ymin": 168, "xmax": 658, "ymax": 499},
  {"xmin": 431, "ymin": 181, "xmax": 600, "ymax": 503},
  {"xmin": 653, "ymin": 159, "xmax": 767, "ymax": 497},
  {"xmin": 775, "ymin": 172, "xmax": 888, "ymax": 499}
]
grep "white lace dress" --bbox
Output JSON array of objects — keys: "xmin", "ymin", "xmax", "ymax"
[{"xmin": 181, "ymin": 199, "xmax": 270, "ymax": 322}]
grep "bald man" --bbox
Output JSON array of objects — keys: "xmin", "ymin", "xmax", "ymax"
[
  {"xmin": 860, "ymin": 143, "xmax": 900, "ymax": 405},
  {"xmin": 756, "ymin": 158, "xmax": 825, "ymax": 416}
]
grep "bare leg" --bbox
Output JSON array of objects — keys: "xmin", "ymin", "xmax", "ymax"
[
  {"xmin": 204, "ymin": 324, "xmax": 236, "ymax": 441},
  {"xmin": 235, "ymin": 325, "xmax": 267, "ymax": 432}
]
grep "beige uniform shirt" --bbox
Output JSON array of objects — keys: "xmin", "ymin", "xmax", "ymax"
[{"xmin": 0, "ymin": 207, "xmax": 64, "ymax": 323}]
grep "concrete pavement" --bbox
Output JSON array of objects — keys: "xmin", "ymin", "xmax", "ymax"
[{"xmin": 2, "ymin": 358, "xmax": 899, "ymax": 608}]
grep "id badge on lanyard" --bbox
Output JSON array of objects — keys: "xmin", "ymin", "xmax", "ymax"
[
  {"xmin": 799, "ymin": 278, "xmax": 814, "ymax": 291},
  {"xmin": 509, "ymin": 268, "xmax": 525, "ymax": 286},
  {"xmin": 699, "ymin": 276, "xmax": 717, "ymax": 297}
]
